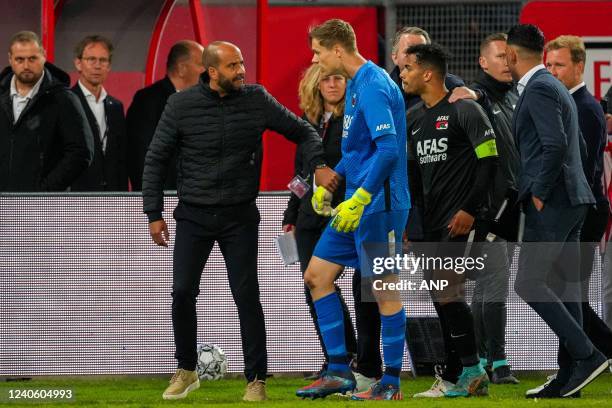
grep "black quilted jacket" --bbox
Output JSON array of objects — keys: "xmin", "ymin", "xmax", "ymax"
[{"xmin": 143, "ymin": 76, "xmax": 325, "ymax": 220}]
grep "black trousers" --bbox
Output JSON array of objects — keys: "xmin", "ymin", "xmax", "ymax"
[
  {"xmin": 172, "ymin": 201, "xmax": 267, "ymax": 382},
  {"xmin": 514, "ymin": 191, "xmax": 594, "ymax": 376},
  {"xmin": 295, "ymin": 224, "xmax": 358, "ymax": 367},
  {"xmin": 558, "ymin": 203, "xmax": 612, "ymax": 368}
]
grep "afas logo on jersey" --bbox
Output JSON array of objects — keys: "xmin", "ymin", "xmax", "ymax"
[
  {"xmin": 435, "ymin": 115, "xmax": 449, "ymax": 130},
  {"xmin": 416, "ymin": 138, "xmax": 448, "ymax": 156},
  {"xmin": 376, "ymin": 123, "xmax": 391, "ymax": 132}
]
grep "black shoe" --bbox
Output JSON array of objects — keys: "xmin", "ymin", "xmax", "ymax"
[
  {"xmin": 525, "ymin": 377, "xmax": 580, "ymax": 399},
  {"xmin": 492, "ymin": 365, "xmax": 519, "ymax": 384},
  {"xmin": 560, "ymin": 351, "xmax": 609, "ymax": 397}
]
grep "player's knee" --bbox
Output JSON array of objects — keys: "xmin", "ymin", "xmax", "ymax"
[{"xmin": 303, "ymin": 267, "xmax": 318, "ymax": 290}]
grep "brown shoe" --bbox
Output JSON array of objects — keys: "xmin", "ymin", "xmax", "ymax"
[
  {"xmin": 162, "ymin": 369, "xmax": 200, "ymax": 400},
  {"xmin": 243, "ymin": 377, "xmax": 267, "ymax": 401}
]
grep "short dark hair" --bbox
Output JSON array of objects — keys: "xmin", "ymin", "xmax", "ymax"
[
  {"xmin": 8, "ymin": 31, "xmax": 43, "ymax": 54},
  {"xmin": 479, "ymin": 32, "xmax": 507, "ymax": 56},
  {"xmin": 309, "ymin": 19, "xmax": 357, "ymax": 53},
  {"xmin": 74, "ymin": 35, "xmax": 114, "ymax": 61},
  {"xmin": 166, "ymin": 41, "xmax": 193, "ymax": 72},
  {"xmin": 406, "ymin": 43, "xmax": 448, "ymax": 78},
  {"xmin": 391, "ymin": 26, "xmax": 431, "ymax": 54},
  {"xmin": 506, "ymin": 24, "xmax": 545, "ymax": 54}
]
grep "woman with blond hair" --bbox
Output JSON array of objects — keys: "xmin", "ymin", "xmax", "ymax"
[{"xmin": 282, "ymin": 63, "xmax": 360, "ymax": 380}]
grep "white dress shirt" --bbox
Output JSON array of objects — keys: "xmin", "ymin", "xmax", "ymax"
[
  {"xmin": 517, "ymin": 64, "xmax": 546, "ymax": 96},
  {"xmin": 10, "ymin": 71, "xmax": 45, "ymax": 123},
  {"xmin": 569, "ymin": 82, "xmax": 586, "ymax": 95},
  {"xmin": 78, "ymin": 80, "xmax": 108, "ymax": 152}
]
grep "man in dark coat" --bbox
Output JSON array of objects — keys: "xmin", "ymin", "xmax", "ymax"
[
  {"xmin": 0, "ymin": 31, "xmax": 93, "ymax": 192},
  {"xmin": 126, "ymin": 40, "xmax": 204, "ymax": 190},
  {"xmin": 143, "ymin": 41, "xmax": 338, "ymax": 402},
  {"xmin": 508, "ymin": 24, "xmax": 608, "ymax": 399},
  {"xmin": 71, "ymin": 35, "xmax": 127, "ymax": 191},
  {"xmin": 545, "ymin": 32, "xmax": 612, "ymax": 387}
]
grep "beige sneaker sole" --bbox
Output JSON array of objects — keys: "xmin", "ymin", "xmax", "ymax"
[{"xmin": 162, "ymin": 379, "xmax": 200, "ymax": 400}]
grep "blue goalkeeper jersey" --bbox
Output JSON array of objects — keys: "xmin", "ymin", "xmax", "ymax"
[{"xmin": 339, "ymin": 60, "xmax": 410, "ymax": 215}]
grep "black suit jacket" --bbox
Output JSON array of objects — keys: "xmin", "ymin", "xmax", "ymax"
[
  {"xmin": 70, "ymin": 84, "xmax": 128, "ymax": 191},
  {"xmin": 126, "ymin": 76, "xmax": 176, "ymax": 190},
  {"xmin": 512, "ymin": 68, "xmax": 594, "ymax": 206},
  {"xmin": 572, "ymin": 85, "xmax": 608, "ymax": 205}
]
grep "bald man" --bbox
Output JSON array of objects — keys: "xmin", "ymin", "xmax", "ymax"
[
  {"xmin": 127, "ymin": 40, "xmax": 204, "ymax": 190},
  {"xmin": 142, "ymin": 41, "xmax": 337, "ymax": 401}
]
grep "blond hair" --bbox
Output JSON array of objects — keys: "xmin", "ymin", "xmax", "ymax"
[
  {"xmin": 545, "ymin": 35, "xmax": 586, "ymax": 64},
  {"xmin": 298, "ymin": 64, "xmax": 345, "ymax": 125},
  {"xmin": 309, "ymin": 19, "xmax": 357, "ymax": 54}
]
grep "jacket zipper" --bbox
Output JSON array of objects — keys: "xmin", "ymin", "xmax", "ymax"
[{"xmin": 8, "ymin": 137, "xmax": 14, "ymax": 182}]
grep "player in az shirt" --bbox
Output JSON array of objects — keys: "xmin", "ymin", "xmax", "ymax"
[
  {"xmin": 295, "ymin": 19, "xmax": 410, "ymax": 401},
  {"xmin": 401, "ymin": 44, "xmax": 499, "ymax": 398}
]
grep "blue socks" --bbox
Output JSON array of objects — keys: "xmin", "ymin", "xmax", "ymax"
[
  {"xmin": 314, "ymin": 292, "xmax": 349, "ymax": 373},
  {"xmin": 380, "ymin": 308, "xmax": 406, "ymax": 387}
]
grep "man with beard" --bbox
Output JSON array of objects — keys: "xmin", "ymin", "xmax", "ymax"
[
  {"xmin": 142, "ymin": 41, "xmax": 338, "ymax": 401},
  {"xmin": 507, "ymin": 24, "xmax": 608, "ymax": 398},
  {"xmin": 0, "ymin": 31, "xmax": 93, "ymax": 191},
  {"xmin": 402, "ymin": 43, "xmax": 498, "ymax": 398}
]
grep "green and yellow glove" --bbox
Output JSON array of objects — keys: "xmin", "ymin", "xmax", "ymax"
[
  {"xmin": 311, "ymin": 186, "xmax": 334, "ymax": 216},
  {"xmin": 331, "ymin": 187, "xmax": 372, "ymax": 233}
]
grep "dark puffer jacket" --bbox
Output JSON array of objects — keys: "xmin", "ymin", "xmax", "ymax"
[
  {"xmin": 143, "ymin": 77, "xmax": 326, "ymax": 220},
  {"xmin": 0, "ymin": 63, "xmax": 94, "ymax": 191}
]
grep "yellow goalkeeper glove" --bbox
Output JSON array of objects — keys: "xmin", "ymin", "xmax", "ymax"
[
  {"xmin": 331, "ymin": 187, "xmax": 372, "ymax": 233},
  {"xmin": 311, "ymin": 186, "xmax": 333, "ymax": 216}
]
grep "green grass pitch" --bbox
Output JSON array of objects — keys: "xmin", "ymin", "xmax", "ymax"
[{"xmin": 1, "ymin": 372, "xmax": 610, "ymax": 407}]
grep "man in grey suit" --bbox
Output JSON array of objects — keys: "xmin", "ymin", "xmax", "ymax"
[{"xmin": 506, "ymin": 24, "xmax": 609, "ymax": 399}]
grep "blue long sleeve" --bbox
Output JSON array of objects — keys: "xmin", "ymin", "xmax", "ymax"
[{"xmin": 362, "ymin": 134, "xmax": 398, "ymax": 194}]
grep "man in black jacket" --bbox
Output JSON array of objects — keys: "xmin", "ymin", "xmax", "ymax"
[
  {"xmin": 71, "ymin": 35, "xmax": 127, "ymax": 191},
  {"xmin": 545, "ymin": 34, "xmax": 612, "ymax": 380},
  {"xmin": 143, "ymin": 41, "xmax": 338, "ymax": 401},
  {"xmin": 448, "ymin": 33, "xmax": 520, "ymax": 387},
  {"xmin": 127, "ymin": 40, "xmax": 204, "ymax": 190},
  {"xmin": 0, "ymin": 31, "xmax": 93, "ymax": 192}
]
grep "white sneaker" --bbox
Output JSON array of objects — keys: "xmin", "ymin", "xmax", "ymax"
[
  {"xmin": 353, "ymin": 372, "xmax": 378, "ymax": 393},
  {"xmin": 525, "ymin": 373, "xmax": 556, "ymax": 396},
  {"xmin": 413, "ymin": 375, "xmax": 454, "ymax": 398}
]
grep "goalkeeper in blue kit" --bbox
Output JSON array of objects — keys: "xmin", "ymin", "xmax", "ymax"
[{"xmin": 295, "ymin": 19, "xmax": 410, "ymax": 401}]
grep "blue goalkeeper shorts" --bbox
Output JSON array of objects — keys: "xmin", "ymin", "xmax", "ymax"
[{"xmin": 313, "ymin": 210, "xmax": 408, "ymax": 274}]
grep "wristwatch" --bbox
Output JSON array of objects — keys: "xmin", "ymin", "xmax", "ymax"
[{"xmin": 315, "ymin": 163, "xmax": 327, "ymax": 169}]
